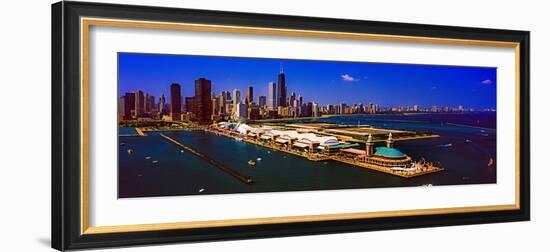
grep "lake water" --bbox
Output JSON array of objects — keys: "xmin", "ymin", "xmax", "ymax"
[{"xmin": 118, "ymin": 112, "xmax": 496, "ymax": 198}]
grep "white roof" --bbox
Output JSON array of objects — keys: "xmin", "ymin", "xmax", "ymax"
[
  {"xmin": 293, "ymin": 142, "xmax": 309, "ymax": 148},
  {"xmin": 275, "ymin": 138, "xmax": 289, "ymax": 144},
  {"xmin": 227, "ymin": 123, "xmax": 338, "ymax": 146}
]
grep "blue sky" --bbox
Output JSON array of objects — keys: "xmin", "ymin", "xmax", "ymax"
[{"xmin": 118, "ymin": 52, "xmax": 496, "ymax": 109}]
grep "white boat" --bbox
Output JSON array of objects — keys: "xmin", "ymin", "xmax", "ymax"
[
  {"xmin": 152, "ymin": 160, "xmax": 159, "ymax": 164},
  {"xmin": 145, "ymin": 156, "xmax": 151, "ymax": 160}
]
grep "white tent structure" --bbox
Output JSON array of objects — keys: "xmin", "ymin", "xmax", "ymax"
[{"xmin": 221, "ymin": 122, "xmax": 339, "ymax": 147}]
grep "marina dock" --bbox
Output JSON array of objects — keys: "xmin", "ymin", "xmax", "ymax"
[
  {"xmin": 207, "ymin": 128, "xmax": 444, "ymax": 178},
  {"xmin": 159, "ymin": 133, "xmax": 254, "ymax": 185},
  {"xmin": 331, "ymin": 156, "xmax": 444, "ymax": 178},
  {"xmin": 135, "ymin": 128, "xmax": 147, "ymax": 136}
]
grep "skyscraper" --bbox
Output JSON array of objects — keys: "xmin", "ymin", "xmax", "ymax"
[
  {"xmin": 218, "ymin": 93, "xmax": 226, "ymax": 115},
  {"xmin": 195, "ymin": 78, "xmax": 212, "ymax": 124},
  {"xmin": 268, "ymin": 82, "xmax": 276, "ymax": 110},
  {"xmin": 258, "ymin": 95, "xmax": 267, "ymax": 108},
  {"xmin": 212, "ymin": 97, "xmax": 218, "ymax": 116},
  {"xmin": 146, "ymin": 94, "xmax": 155, "ymax": 114},
  {"xmin": 145, "ymin": 94, "xmax": 151, "ymax": 113},
  {"xmin": 234, "ymin": 102, "xmax": 248, "ymax": 122},
  {"xmin": 312, "ymin": 102, "xmax": 319, "ymax": 117},
  {"xmin": 246, "ymin": 85, "xmax": 254, "ymax": 105},
  {"xmin": 134, "ymin": 90, "xmax": 145, "ymax": 118},
  {"xmin": 118, "ymin": 96, "xmax": 125, "ymax": 120},
  {"xmin": 123, "ymin": 92, "xmax": 135, "ymax": 120},
  {"xmin": 277, "ymin": 68, "xmax": 286, "ymax": 107},
  {"xmin": 232, "ymin": 88, "xmax": 241, "ymax": 106},
  {"xmin": 185, "ymin": 96, "xmax": 195, "ymax": 114},
  {"xmin": 159, "ymin": 94, "xmax": 166, "ymax": 115},
  {"xmin": 170, "ymin": 83, "xmax": 181, "ymax": 121}
]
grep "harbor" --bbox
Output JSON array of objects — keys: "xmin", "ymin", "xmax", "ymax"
[
  {"xmin": 159, "ymin": 133, "xmax": 254, "ymax": 184},
  {"xmin": 118, "ymin": 113, "xmax": 496, "ymax": 198},
  {"xmin": 206, "ymin": 122, "xmax": 444, "ymax": 178}
]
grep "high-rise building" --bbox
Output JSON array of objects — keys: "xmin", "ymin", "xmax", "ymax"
[
  {"xmin": 146, "ymin": 95, "xmax": 155, "ymax": 114},
  {"xmin": 302, "ymin": 102, "xmax": 313, "ymax": 117},
  {"xmin": 212, "ymin": 97, "xmax": 218, "ymax": 117},
  {"xmin": 145, "ymin": 94, "xmax": 151, "ymax": 113},
  {"xmin": 170, "ymin": 83, "xmax": 181, "ymax": 121},
  {"xmin": 222, "ymin": 91, "xmax": 231, "ymax": 101},
  {"xmin": 123, "ymin": 92, "xmax": 135, "ymax": 120},
  {"xmin": 235, "ymin": 102, "xmax": 248, "ymax": 122},
  {"xmin": 185, "ymin": 96, "xmax": 195, "ymax": 114},
  {"xmin": 312, "ymin": 102, "xmax": 319, "ymax": 117},
  {"xmin": 159, "ymin": 94, "xmax": 166, "ymax": 115},
  {"xmin": 248, "ymin": 105, "xmax": 260, "ymax": 120},
  {"xmin": 218, "ymin": 93, "xmax": 226, "ymax": 115},
  {"xmin": 258, "ymin": 95, "xmax": 267, "ymax": 108},
  {"xmin": 246, "ymin": 86, "xmax": 254, "ymax": 105},
  {"xmin": 134, "ymin": 90, "xmax": 145, "ymax": 118},
  {"xmin": 194, "ymin": 78, "xmax": 212, "ymax": 124},
  {"xmin": 118, "ymin": 96, "xmax": 125, "ymax": 121},
  {"xmin": 293, "ymin": 100, "xmax": 300, "ymax": 117},
  {"xmin": 268, "ymin": 82, "xmax": 276, "ymax": 110},
  {"xmin": 339, "ymin": 103, "xmax": 347, "ymax": 115},
  {"xmin": 232, "ymin": 88, "xmax": 241, "ymax": 107},
  {"xmin": 277, "ymin": 68, "xmax": 286, "ymax": 107}
]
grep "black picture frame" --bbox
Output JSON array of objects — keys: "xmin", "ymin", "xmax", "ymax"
[{"xmin": 52, "ymin": 1, "xmax": 530, "ymax": 251}]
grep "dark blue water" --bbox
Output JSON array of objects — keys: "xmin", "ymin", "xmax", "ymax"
[{"xmin": 118, "ymin": 112, "xmax": 496, "ymax": 198}]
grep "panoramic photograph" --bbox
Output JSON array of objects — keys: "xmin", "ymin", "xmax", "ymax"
[{"xmin": 117, "ymin": 52, "xmax": 497, "ymax": 198}]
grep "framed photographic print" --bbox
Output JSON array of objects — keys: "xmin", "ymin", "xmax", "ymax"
[{"xmin": 52, "ymin": 1, "xmax": 530, "ymax": 250}]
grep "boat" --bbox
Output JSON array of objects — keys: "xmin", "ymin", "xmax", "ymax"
[
  {"xmin": 465, "ymin": 139, "xmax": 472, "ymax": 143},
  {"xmin": 152, "ymin": 160, "xmax": 159, "ymax": 164},
  {"xmin": 438, "ymin": 143, "xmax": 453, "ymax": 148},
  {"xmin": 198, "ymin": 188, "xmax": 205, "ymax": 193},
  {"xmin": 180, "ymin": 150, "xmax": 184, "ymax": 153},
  {"xmin": 256, "ymin": 157, "xmax": 262, "ymax": 161},
  {"xmin": 127, "ymin": 148, "xmax": 134, "ymax": 154},
  {"xmin": 145, "ymin": 156, "xmax": 151, "ymax": 160},
  {"xmin": 248, "ymin": 160, "xmax": 256, "ymax": 166}
]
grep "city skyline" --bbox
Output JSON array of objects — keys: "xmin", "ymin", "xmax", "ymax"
[{"xmin": 118, "ymin": 52, "xmax": 497, "ymax": 109}]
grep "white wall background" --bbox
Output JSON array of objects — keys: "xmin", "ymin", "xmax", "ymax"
[{"xmin": 0, "ymin": 0, "xmax": 547, "ymax": 251}]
